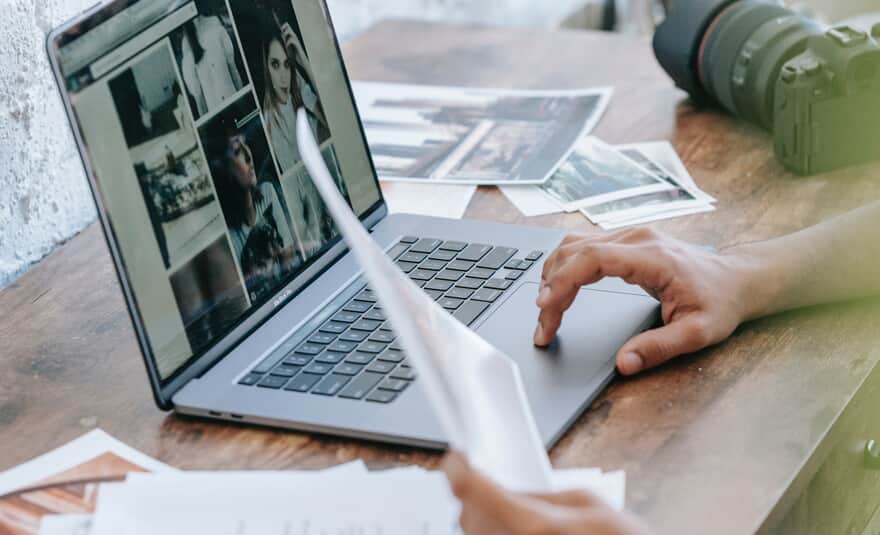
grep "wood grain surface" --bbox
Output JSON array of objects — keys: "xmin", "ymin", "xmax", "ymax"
[{"xmin": 2, "ymin": 21, "xmax": 880, "ymax": 535}]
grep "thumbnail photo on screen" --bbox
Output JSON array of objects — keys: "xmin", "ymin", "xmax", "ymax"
[
  {"xmin": 108, "ymin": 45, "xmax": 225, "ymax": 271},
  {"xmin": 169, "ymin": 0, "xmax": 247, "ymax": 119},
  {"xmin": 200, "ymin": 93, "xmax": 303, "ymax": 303}
]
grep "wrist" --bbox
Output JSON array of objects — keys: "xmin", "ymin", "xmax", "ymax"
[{"xmin": 719, "ymin": 241, "xmax": 789, "ymax": 322}]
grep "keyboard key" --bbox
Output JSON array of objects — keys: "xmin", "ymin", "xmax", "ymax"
[
  {"xmin": 446, "ymin": 287, "xmax": 474, "ymax": 300},
  {"xmin": 425, "ymin": 289, "xmax": 444, "ymax": 300},
  {"xmin": 378, "ymin": 349, "xmax": 405, "ymax": 363},
  {"xmin": 308, "ymin": 332, "xmax": 337, "ymax": 345},
  {"xmin": 390, "ymin": 367, "xmax": 417, "ymax": 381},
  {"xmin": 342, "ymin": 301, "xmax": 372, "ymax": 314},
  {"xmin": 346, "ymin": 352, "xmax": 376, "ymax": 365},
  {"xmin": 436, "ymin": 270, "xmax": 464, "ymax": 282},
  {"xmin": 378, "ymin": 378, "xmax": 410, "ymax": 392},
  {"xmin": 354, "ymin": 289, "xmax": 377, "ymax": 303},
  {"xmin": 239, "ymin": 372, "xmax": 263, "ymax": 386},
  {"xmin": 429, "ymin": 250, "xmax": 456, "ymax": 261},
  {"xmin": 352, "ymin": 319, "xmax": 382, "ymax": 332},
  {"xmin": 505, "ymin": 271, "xmax": 523, "ymax": 281},
  {"xmin": 447, "ymin": 260, "xmax": 475, "ymax": 271},
  {"xmin": 440, "ymin": 241, "xmax": 467, "ymax": 252},
  {"xmin": 472, "ymin": 288, "xmax": 502, "ymax": 303},
  {"xmin": 334, "ymin": 363, "xmax": 363, "ymax": 376},
  {"xmin": 453, "ymin": 301, "xmax": 490, "ymax": 326},
  {"xmin": 455, "ymin": 278, "xmax": 483, "ymax": 290},
  {"xmin": 506, "ymin": 260, "xmax": 533, "ymax": 271},
  {"xmin": 505, "ymin": 259, "xmax": 525, "ymax": 270},
  {"xmin": 477, "ymin": 247, "xmax": 517, "ymax": 270},
  {"xmin": 484, "ymin": 278, "xmax": 513, "ymax": 291},
  {"xmin": 526, "ymin": 251, "xmax": 544, "ymax": 261},
  {"xmin": 258, "ymin": 375, "xmax": 289, "ymax": 389},
  {"xmin": 458, "ymin": 244, "xmax": 492, "ymax": 262},
  {"xmin": 369, "ymin": 331, "xmax": 395, "ymax": 343},
  {"xmin": 420, "ymin": 259, "xmax": 446, "ymax": 271},
  {"xmin": 399, "ymin": 236, "xmax": 418, "ymax": 244},
  {"xmin": 311, "ymin": 374, "xmax": 352, "ymax": 396},
  {"xmin": 271, "ymin": 364, "xmax": 302, "ymax": 377},
  {"xmin": 328, "ymin": 340, "xmax": 358, "ymax": 353},
  {"xmin": 363, "ymin": 309, "xmax": 386, "ymax": 322},
  {"xmin": 284, "ymin": 355, "xmax": 313, "ymax": 366},
  {"xmin": 339, "ymin": 330, "xmax": 369, "ymax": 343},
  {"xmin": 389, "ymin": 341, "xmax": 404, "ymax": 351},
  {"xmin": 367, "ymin": 361, "xmax": 396, "ymax": 374},
  {"xmin": 425, "ymin": 280, "xmax": 453, "ymax": 292},
  {"xmin": 332, "ymin": 311, "xmax": 360, "ymax": 324},
  {"xmin": 400, "ymin": 252, "xmax": 427, "ymax": 263},
  {"xmin": 409, "ymin": 269, "xmax": 434, "ymax": 281},
  {"xmin": 396, "ymin": 261, "xmax": 417, "ymax": 273},
  {"xmin": 316, "ymin": 351, "xmax": 346, "ymax": 364},
  {"xmin": 295, "ymin": 343, "xmax": 324, "ymax": 356},
  {"xmin": 284, "ymin": 373, "xmax": 321, "ymax": 392},
  {"xmin": 338, "ymin": 372, "xmax": 385, "ymax": 400},
  {"xmin": 410, "ymin": 238, "xmax": 442, "ymax": 254},
  {"xmin": 359, "ymin": 341, "xmax": 388, "ymax": 354},
  {"xmin": 468, "ymin": 267, "xmax": 496, "ymax": 280},
  {"xmin": 319, "ymin": 321, "xmax": 348, "ymax": 334},
  {"xmin": 366, "ymin": 390, "xmax": 398, "ymax": 403},
  {"xmin": 303, "ymin": 362, "xmax": 333, "ymax": 375},
  {"xmin": 386, "ymin": 243, "xmax": 410, "ymax": 260},
  {"xmin": 439, "ymin": 297, "xmax": 464, "ymax": 310}
]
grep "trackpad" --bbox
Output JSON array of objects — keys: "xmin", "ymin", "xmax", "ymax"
[{"xmin": 475, "ymin": 283, "xmax": 658, "ymax": 427}]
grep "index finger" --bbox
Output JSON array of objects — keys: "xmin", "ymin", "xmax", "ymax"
[{"xmin": 535, "ymin": 242, "xmax": 668, "ymax": 346}]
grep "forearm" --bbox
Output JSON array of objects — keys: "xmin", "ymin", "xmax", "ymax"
[{"xmin": 727, "ymin": 202, "xmax": 880, "ymax": 320}]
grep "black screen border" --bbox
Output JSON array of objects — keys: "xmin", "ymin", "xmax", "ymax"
[{"xmin": 46, "ymin": 0, "xmax": 387, "ymax": 409}]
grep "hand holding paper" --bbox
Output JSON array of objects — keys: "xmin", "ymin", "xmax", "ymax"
[{"xmin": 296, "ymin": 109, "xmax": 553, "ymax": 492}]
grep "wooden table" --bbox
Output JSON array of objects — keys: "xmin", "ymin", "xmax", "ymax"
[{"xmin": 3, "ymin": 21, "xmax": 880, "ymax": 535}]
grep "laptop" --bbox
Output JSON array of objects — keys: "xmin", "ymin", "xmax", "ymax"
[{"xmin": 47, "ymin": 0, "xmax": 659, "ymax": 449}]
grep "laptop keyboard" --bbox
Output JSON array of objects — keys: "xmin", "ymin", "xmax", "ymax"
[{"xmin": 237, "ymin": 237, "xmax": 543, "ymax": 404}]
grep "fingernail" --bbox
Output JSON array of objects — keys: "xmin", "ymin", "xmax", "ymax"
[
  {"xmin": 534, "ymin": 322, "xmax": 545, "ymax": 345},
  {"xmin": 537, "ymin": 285, "xmax": 552, "ymax": 305},
  {"xmin": 619, "ymin": 352, "xmax": 644, "ymax": 375}
]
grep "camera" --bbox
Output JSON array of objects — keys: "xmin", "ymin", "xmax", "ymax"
[{"xmin": 653, "ymin": 0, "xmax": 880, "ymax": 175}]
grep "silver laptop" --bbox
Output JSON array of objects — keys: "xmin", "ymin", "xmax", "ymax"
[{"xmin": 47, "ymin": 0, "xmax": 659, "ymax": 449}]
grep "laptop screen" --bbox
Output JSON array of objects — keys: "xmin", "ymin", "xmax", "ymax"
[{"xmin": 52, "ymin": 0, "xmax": 382, "ymax": 384}]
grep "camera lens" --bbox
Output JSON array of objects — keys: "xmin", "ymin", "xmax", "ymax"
[{"xmin": 698, "ymin": 0, "xmax": 823, "ymax": 129}]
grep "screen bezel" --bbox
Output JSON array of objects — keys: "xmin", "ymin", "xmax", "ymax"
[{"xmin": 46, "ymin": 0, "xmax": 388, "ymax": 410}]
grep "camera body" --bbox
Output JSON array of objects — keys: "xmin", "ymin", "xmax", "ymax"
[
  {"xmin": 654, "ymin": 0, "xmax": 880, "ymax": 176},
  {"xmin": 775, "ymin": 26, "xmax": 880, "ymax": 175}
]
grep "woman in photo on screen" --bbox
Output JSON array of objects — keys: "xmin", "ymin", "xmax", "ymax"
[
  {"xmin": 179, "ymin": 2, "xmax": 244, "ymax": 117},
  {"xmin": 209, "ymin": 127, "xmax": 303, "ymax": 300}
]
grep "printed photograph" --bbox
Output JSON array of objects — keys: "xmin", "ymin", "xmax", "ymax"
[
  {"xmin": 199, "ymin": 94, "xmax": 303, "ymax": 302},
  {"xmin": 227, "ymin": 0, "xmax": 331, "ymax": 173},
  {"xmin": 169, "ymin": 0, "xmax": 247, "ymax": 120},
  {"xmin": 539, "ymin": 136, "xmax": 674, "ymax": 210},
  {"xmin": 353, "ymin": 82, "xmax": 611, "ymax": 184},
  {"xmin": 108, "ymin": 45, "xmax": 226, "ymax": 270},
  {"xmin": 169, "ymin": 236, "xmax": 250, "ymax": 356}
]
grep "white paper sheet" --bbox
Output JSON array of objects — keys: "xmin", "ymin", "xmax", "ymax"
[
  {"xmin": 37, "ymin": 515, "xmax": 91, "ymax": 535},
  {"xmin": 381, "ymin": 181, "xmax": 477, "ymax": 219},
  {"xmin": 499, "ymin": 186, "xmax": 564, "ymax": 217},
  {"xmin": 298, "ymin": 109, "xmax": 553, "ymax": 492},
  {"xmin": 0, "ymin": 429, "xmax": 174, "ymax": 497}
]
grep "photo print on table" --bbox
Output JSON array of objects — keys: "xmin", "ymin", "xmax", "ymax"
[
  {"xmin": 168, "ymin": 0, "xmax": 248, "ymax": 120},
  {"xmin": 107, "ymin": 44, "xmax": 226, "ymax": 271},
  {"xmin": 199, "ymin": 93, "xmax": 304, "ymax": 304},
  {"xmin": 353, "ymin": 82, "xmax": 612, "ymax": 185},
  {"xmin": 538, "ymin": 136, "xmax": 675, "ymax": 212}
]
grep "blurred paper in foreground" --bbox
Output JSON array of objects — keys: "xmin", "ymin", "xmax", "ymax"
[{"xmin": 297, "ymin": 109, "xmax": 553, "ymax": 493}]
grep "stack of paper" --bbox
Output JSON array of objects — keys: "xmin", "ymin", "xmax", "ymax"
[
  {"xmin": 88, "ymin": 462, "xmax": 625, "ymax": 535},
  {"xmin": 501, "ymin": 138, "xmax": 716, "ymax": 228}
]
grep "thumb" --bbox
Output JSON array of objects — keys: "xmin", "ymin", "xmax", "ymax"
[{"xmin": 616, "ymin": 316, "xmax": 710, "ymax": 375}]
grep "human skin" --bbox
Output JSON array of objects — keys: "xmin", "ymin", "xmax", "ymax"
[
  {"xmin": 267, "ymin": 39, "xmax": 291, "ymax": 106},
  {"xmin": 535, "ymin": 202, "xmax": 880, "ymax": 375}
]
